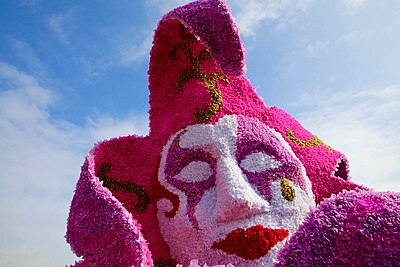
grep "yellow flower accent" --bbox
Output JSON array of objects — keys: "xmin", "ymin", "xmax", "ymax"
[
  {"xmin": 285, "ymin": 129, "xmax": 332, "ymax": 153},
  {"xmin": 169, "ymin": 24, "xmax": 229, "ymax": 123},
  {"xmin": 281, "ymin": 177, "xmax": 296, "ymax": 201}
]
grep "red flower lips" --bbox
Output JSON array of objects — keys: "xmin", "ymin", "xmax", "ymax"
[{"xmin": 212, "ymin": 224, "xmax": 289, "ymax": 260}]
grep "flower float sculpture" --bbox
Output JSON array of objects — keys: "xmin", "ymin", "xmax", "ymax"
[{"xmin": 66, "ymin": 0, "xmax": 400, "ymax": 266}]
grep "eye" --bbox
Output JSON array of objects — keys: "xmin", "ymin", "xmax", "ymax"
[
  {"xmin": 174, "ymin": 161, "xmax": 213, "ymax": 182},
  {"xmin": 240, "ymin": 152, "xmax": 282, "ymax": 173}
]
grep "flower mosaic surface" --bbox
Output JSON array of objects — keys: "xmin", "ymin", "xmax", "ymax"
[
  {"xmin": 66, "ymin": 0, "xmax": 400, "ymax": 266},
  {"xmin": 157, "ymin": 115, "xmax": 314, "ymax": 266}
]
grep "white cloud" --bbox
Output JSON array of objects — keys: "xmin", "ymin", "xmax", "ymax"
[
  {"xmin": 47, "ymin": 9, "xmax": 74, "ymax": 45},
  {"xmin": 293, "ymin": 84, "xmax": 400, "ymax": 192},
  {"xmin": 229, "ymin": 0, "xmax": 314, "ymax": 36},
  {"xmin": 297, "ymin": 31, "xmax": 368, "ymax": 66},
  {"xmin": 306, "ymin": 40, "xmax": 330, "ymax": 56},
  {"xmin": 329, "ymin": 74, "xmax": 340, "ymax": 83},
  {"xmin": 18, "ymin": 0, "xmax": 40, "ymax": 7},
  {"xmin": 118, "ymin": 31, "xmax": 154, "ymax": 65},
  {"xmin": 86, "ymin": 113, "xmax": 149, "ymax": 141},
  {"xmin": 340, "ymin": 0, "xmax": 366, "ymax": 10},
  {"xmin": 305, "ymin": 31, "xmax": 365, "ymax": 56},
  {"xmin": 76, "ymin": 56, "xmax": 113, "ymax": 80},
  {"xmin": 6, "ymin": 37, "xmax": 50, "ymax": 82},
  {"xmin": 334, "ymin": 31, "xmax": 366, "ymax": 47},
  {"xmin": 145, "ymin": 0, "xmax": 191, "ymax": 15},
  {"xmin": 0, "ymin": 62, "xmax": 149, "ymax": 266}
]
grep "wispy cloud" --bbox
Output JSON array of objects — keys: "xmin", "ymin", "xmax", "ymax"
[
  {"xmin": 145, "ymin": 0, "xmax": 191, "ymax": 15},
  {"xmin": 305, "ymin": 31, "xmax": 365, "ymax": 56},
  {"xmin": 229, "ymin": 0, "xmax": 315, "ymax": 36},
  {"xmin": 118, "ymin": 30, "xmax": 154, "ymax": 65},
  {"xmin": 86, "ymin": 114, "xmax": 149, "ymax": 141},
  {"xmin": 18, "ymin": 0, "xmax": 40, "ymax": 8},
  {"xmin": 0, "ymin": 61, "xmax": 149, "ymax": 266},
  {"xmin": 306, "ymin": 40, "xmax": 330, "ymax": 56},
  {"xmin": 340, "ymin": 0, "xmax": 366, "ymax": 10},
  {"xmin": 292, "ymin": 84, "xmax": 400, "ymax": 192},
  {"xmin": 6, "ymin": 37, "xmax": 49, "ymax": 81},
  {"xmin": 334, "ymin": 31, "xmax": 366, "ymax": 47},
  {"xmin": 46, "ymin": 9, "xmax": 74, "ymax": 45}
]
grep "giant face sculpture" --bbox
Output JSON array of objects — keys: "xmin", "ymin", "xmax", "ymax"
[
  {"xmin": 157, "ymin": 115, "xmax": 315, "ymax": 266},
  {"xmin": 67, "ymin": 1, "xmax": 390, "ymax": 267}
]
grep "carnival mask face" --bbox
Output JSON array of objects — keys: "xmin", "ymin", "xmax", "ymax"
[{"xmin": 157, "ymin": 115, "xmax": 315, "ymax": 266}]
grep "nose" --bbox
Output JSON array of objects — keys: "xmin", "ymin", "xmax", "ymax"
[{"xmin": 215, "ymin": 157, "xmax": 270, "ymax": 223}]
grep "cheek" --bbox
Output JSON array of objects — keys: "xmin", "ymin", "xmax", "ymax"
[
  {"xmin": 269, "ymin": 179, "xmax": 315, "ymax": 231},
  {"xmin": 156, "ymin": 198, "xmax": 208, "ymax": 261},
  {"xmin": 162, "ymin": 144, "xmax": 217, "ymax": 228},
  {"xmin": 194, "ymin": 187, "xmax": 217, "ymax": 228}
]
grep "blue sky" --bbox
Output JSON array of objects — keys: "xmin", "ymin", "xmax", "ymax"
[{"xmin": 0, "ymin": 0, "xmax": 399, "ymax": 266}]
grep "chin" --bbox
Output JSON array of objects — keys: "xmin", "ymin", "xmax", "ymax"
[
  {"xmin": 157, "ymin": 179, "xmax": 314, "ymax": 267},
  {"xmin": 157, "ymin": 212, "xmax": 290, "ymax": 267}
]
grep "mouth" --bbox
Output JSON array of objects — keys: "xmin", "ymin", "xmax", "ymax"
[{"xmin": 211, "ymin": 224, "xmax": 289, "ymax": 260}]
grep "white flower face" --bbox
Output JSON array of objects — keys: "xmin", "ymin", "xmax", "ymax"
[{"xmin": 157, "ymin": 115, "xmax": 315, "ymax": 266}]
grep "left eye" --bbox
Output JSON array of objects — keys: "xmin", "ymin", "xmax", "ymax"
[
  {"xmin": 174, "ymin": 161, "xmax": 213, "ymax": 182},
  {"xmin": 240, "ymin": 152, "xmax": 282, "ymax": 173}
]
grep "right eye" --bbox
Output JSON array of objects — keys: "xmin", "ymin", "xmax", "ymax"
[
  {"xmin": 240, "ymin": 152, "xmax": 282, "ymax": 173},
  {"xmin": 174, "ymin": 161, "xmax": 213, "ymax": 182}
]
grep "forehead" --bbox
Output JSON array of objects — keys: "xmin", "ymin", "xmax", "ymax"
[
  {"xmin": 178, "ymin": 115, "xmax": 237, "ymax": 150},
  {"xmin": 178, "ymin": 115, "xmax": 291, "ymax": 157}
]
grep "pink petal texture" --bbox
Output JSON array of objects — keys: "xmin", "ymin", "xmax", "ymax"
[
  {"xmin": 176, "ymin": 259, "xmax": 235, "ymax": 267},
  {"xmin": 163, "ymin": 0, "xmax": 246, "ymax": 77},
  {"xmin": 66, "ymin": 150, "xmax": 153, "ymax": 267},
  {"xmin": 91, "ymin": 136, "xmax": 171, "ymax": 261},
  {"xmin": 276, "ymin": 189, "xmax": 400, "ymax": 266}
]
